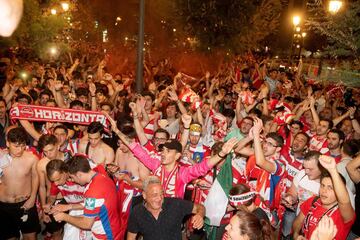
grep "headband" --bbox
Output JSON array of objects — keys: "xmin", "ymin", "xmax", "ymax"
[{"xmin": 229, "ymin": 191, "xmax": 256, "ymax": 206}]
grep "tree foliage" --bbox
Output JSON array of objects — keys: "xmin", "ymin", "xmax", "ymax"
[
  {"xmin": 306, "ymin": 0, "xmax": 360, "ymax": 59},
  {"xmin": 174, "ymin": 0, "xmax": 283, "ymax": 52},
  {"xmin": 0, "ymin": 0, "xmax": 66, "ymax": 58}
]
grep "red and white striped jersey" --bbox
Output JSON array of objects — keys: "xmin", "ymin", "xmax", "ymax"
[
  {"xmin": 309, "ymin": 134, "xmax": 329, "ymax": 154},
  {"xmin": 50, "ymin": 181, "xmax": 85, "ymax": 204}
]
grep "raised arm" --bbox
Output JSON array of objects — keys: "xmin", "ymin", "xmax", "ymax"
[
  {"xmin": 207, "ymin": 137, "xmax": 239, "ymax": 167},
  {"xmin": 252, "ymin": 117, "xmax": 277, "ymax": 173},
  {"xmin": 180, "ymin": 114, "xmax": 191, "ymax": 150},
  {"xmin": 319, "ymin": 155, "xmax": 355, "ymax": 223},
  {"xmin": 129, "ymin": 102, "xmax": 148, "ymax": 146},
  {"xmin": 19, "ymin": 120, "xmax": 42, "ymax": 141},
  {"xmin": 310, "ymin": 96, "xmax": 320, "ymax": 127},
  {"xmin": 89, "ymin": 83, "xmax": 97, "ymax": 111},
  {"xmin": 168, "ymin": 87, "xmax": 188, "ymax": 115},
  {"xmin": 346, "ymin": 154, "xmax": 360, "ymax": 184},
  {"xmin": 333, "ymin": 107, "xmax": 354, "ymax": 127}
]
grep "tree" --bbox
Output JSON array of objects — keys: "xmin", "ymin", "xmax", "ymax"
[
  {"xmin": 305, "ymin": 0, "xmax": 360, "ymax": 59},
  {"xmin": 174, "ymin": 0, "xmax": 283, "ymax": 52},
  {"xmin": 0, "ymin": 0, "xmax": 67, "ymax": 58}
]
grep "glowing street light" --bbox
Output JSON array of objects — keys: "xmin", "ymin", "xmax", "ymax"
[
  {"xmin": 302, "ymin": 32, "xmax": 307, "ymax": 38},
  {"xmin": 329, "ymin": 1, "xmax": 343, "ymax": 14},
  {"xmin": 50, "ymin": 47, "xmax": 58, "ymax": 55},
  {"xmin": 292, "ymin": 16, "xmax": 301, "ymax": 26},
  {"xmin": 61, "ymin": 2, "xmax": 69, "ymax": 11},
  {"xmin": 292, "ymin": 15, "xmax": 301, "ymax": 26},
  {"xmin": 50, "ymin": 9, "xmax": 57, "ymax": 15}
]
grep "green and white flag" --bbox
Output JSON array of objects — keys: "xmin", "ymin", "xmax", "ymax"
[
  {"xmin": 204, "ymin": 153, "xmax": 233, "ymax": 226},
  {"xmin": 204, "ymin": 128, "xmax": 244, "ymax": 226}
]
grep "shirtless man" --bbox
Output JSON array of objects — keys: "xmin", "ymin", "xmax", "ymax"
[
  {"xmin": 0, "ymin": 127, "xmax": 40, "ymax": 240},
  {"xmin": 78, "ymin": 121, "xmax": 114, "ymax": 165},
  {"xmin": 37, "ymin": 134, "xmax": 70, "ymax": 239},
  {"xmin": 114, "ymin": 126, "xmax": 150, "ymax": 189}
]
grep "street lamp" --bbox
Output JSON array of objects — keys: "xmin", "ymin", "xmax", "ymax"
[
  {"xmin": 302, "ymin": 32, "xmax": 307, "ymax": 38},
  {"xmin": 329, "ymin": 1, "xmax": 343, "ymax": 14},
  {"xmin": 61, "ymin": 2, "xmax": 69, "ymax": 12},
  {"xmin": 292, "ymin": 15, "xmax": 301, "ymax": 26},
  {"xmin": 49, "ymin": 47, "xmax": 58, "ymax": 55},
  {"xmin": 50, "ymin": 8, "xmax": 57, "ymax": 15}
]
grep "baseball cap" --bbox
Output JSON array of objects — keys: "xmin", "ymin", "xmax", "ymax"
[{"xmin": 163, "ymin": 140, "xmax": 182, "ymax": 153}]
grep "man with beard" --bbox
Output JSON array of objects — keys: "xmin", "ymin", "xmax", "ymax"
[
  {"xmin": 279, "ymin": 132, "xmax": 309, "ymax": 239},
  {"xmin": 326, "ymin": 129, "xmax": 345, "ymax": 163},
  {"xmin": 309, "ymin": 119, "xmax": 332, "ymax": 154},
  {"xmin": 340, "ymin": 107, "xmax": 360, "ymax": 140},
  {"xmin": 237, "ymin": 117, "xmax": 254, "ymax": 136},
  {"xmin": 182, "ymin": 123, "xmax": 211, "ymax": 165}
]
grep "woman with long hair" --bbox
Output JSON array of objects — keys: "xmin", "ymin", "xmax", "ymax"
[{"xmin": 225, "ymin": 210, "xmax": 272, "ymax": 240}]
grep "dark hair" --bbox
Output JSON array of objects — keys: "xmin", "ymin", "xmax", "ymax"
[
  {"xmin": 234, "ymin": 210, "xmax": 272, "ymax": 240},
  {"xmin": 76, "ymin": 88, "xmax": 89, "ymax": 98},
  {"xmin": 116, "ymin": 112, "xmax": 133, "ymax": 130},
  {"xmin": 67, "ymin": 155, "xmax": 91, "ymax": 174},
  {"xmin": 328, "ymin": 129, "xmax": 345, "ymax": 142},
  {"xmin": 39, "ymin": 89, "xmax": 53, "ymax": 98},
  {"xmin": 15, "ymin": 93, "xmax": 32, "ymax": 103},
  {"xmin": 121, "ymin": 126, "xmax": 137, "ymax": 139},
  {"xmin": 88, "ymin": 122, "xmax": 104, "ymax": 134},
  {"xmin": 54, "ymin": 124, "xmax": 68, "ymax": 135},
  {"xmin": 320, "ymin": 170, "xmax": 346, "ymax": 185},
  {"xmin": 342, "ymin": 140, "xmax": 360, "ymax": 157},
  {"xmin": 290, "ymin": 120, "xmax": 304, "ymax": 130},
  {"xmin": 249, "ymin": 108, "xmax": 262, "ymax": 118},
  {"xmin": 266, "ymin": 132, "xmax": 284, "ymax": 148},
  {"xmin": 142, "ymin": 91, "xmax": 155, "ymax": 102},
  {"xmin": 222, "ymin": 109, "xmax": 235, "ymax": 119},
  {"xmin": 230, "ymin": 184, "xmax": 254, "ymax": 206},
  {"xmin": 38, "ymin": 134, "xmax": 58, "ymax": 150},
  {"xmin": 70, "ymin": 100, "xmax": 84, "ymax": 109},
  {"xmin": 295, "ymin": 132, "xmax": 310, "ymax": 145},
  {"xmin": 0, "ymin": 96, "xmax": 6, "ymax": 105},
  {"xmin": 211, "ymin": 141, "xmax": 224, "ymax": 155},
  {"xmin": 320, "ymin": 118, "xmax": 334, "ymax": 130},
  {"xmin": 167, "ymin": 101, "xmax": 178, "ymax": 109},
  {"xmin": 154, "ymin": 128, "xmax": 170, "ymax": 140},
  {"xmin": 46, "ymin": 159, "xmax": 68, "ymax": 179},
  {"xmin": 95, "ymin": 83, "xmax": 109, "ymax": 96},
  {"xmin": 304, "ymin": 150, "xmax": 325, "ymax": 173},
  {"xmin": 100, "ymin": 101, "xmax": 114, "ymax": 111},
  {"xmin": 7, "ymin": 127, "xmax": 28, "ymax": 144}
]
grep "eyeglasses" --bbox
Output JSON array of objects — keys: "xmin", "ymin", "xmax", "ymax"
[{"xmin": 263, "ymin": 140, "xmax": 278, "ymax": 148}]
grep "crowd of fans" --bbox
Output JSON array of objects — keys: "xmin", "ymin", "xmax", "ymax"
[{"xmin": 0, "ymin": 50, "xmax": 360, "ymax": 240}]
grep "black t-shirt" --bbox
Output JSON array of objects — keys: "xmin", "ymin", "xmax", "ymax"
[
  {"xmin": 351, "ymin": 182, "xmax": 360, "ymax": 235},
  {"xmin": 128, "ymin": 197, "xmax": 194, "ymax": 240}
]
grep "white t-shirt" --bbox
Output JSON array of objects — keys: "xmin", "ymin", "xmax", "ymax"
[
  {"xmin": 337, "ymin": 157, "xmax": 355, "ymax": 195},
  {"xmin": 293, "ymin": 170, "xmax": 320, "ymax": 213}
]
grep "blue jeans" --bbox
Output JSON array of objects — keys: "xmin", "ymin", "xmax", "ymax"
[{"xmin": 281, "ymin": 209, "xmax": 297, "ymax": 237}]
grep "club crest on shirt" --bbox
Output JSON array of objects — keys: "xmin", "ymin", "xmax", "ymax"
[{"xmin": 85, "ymin": 198, "xmax": 96, "ymax": 210}]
